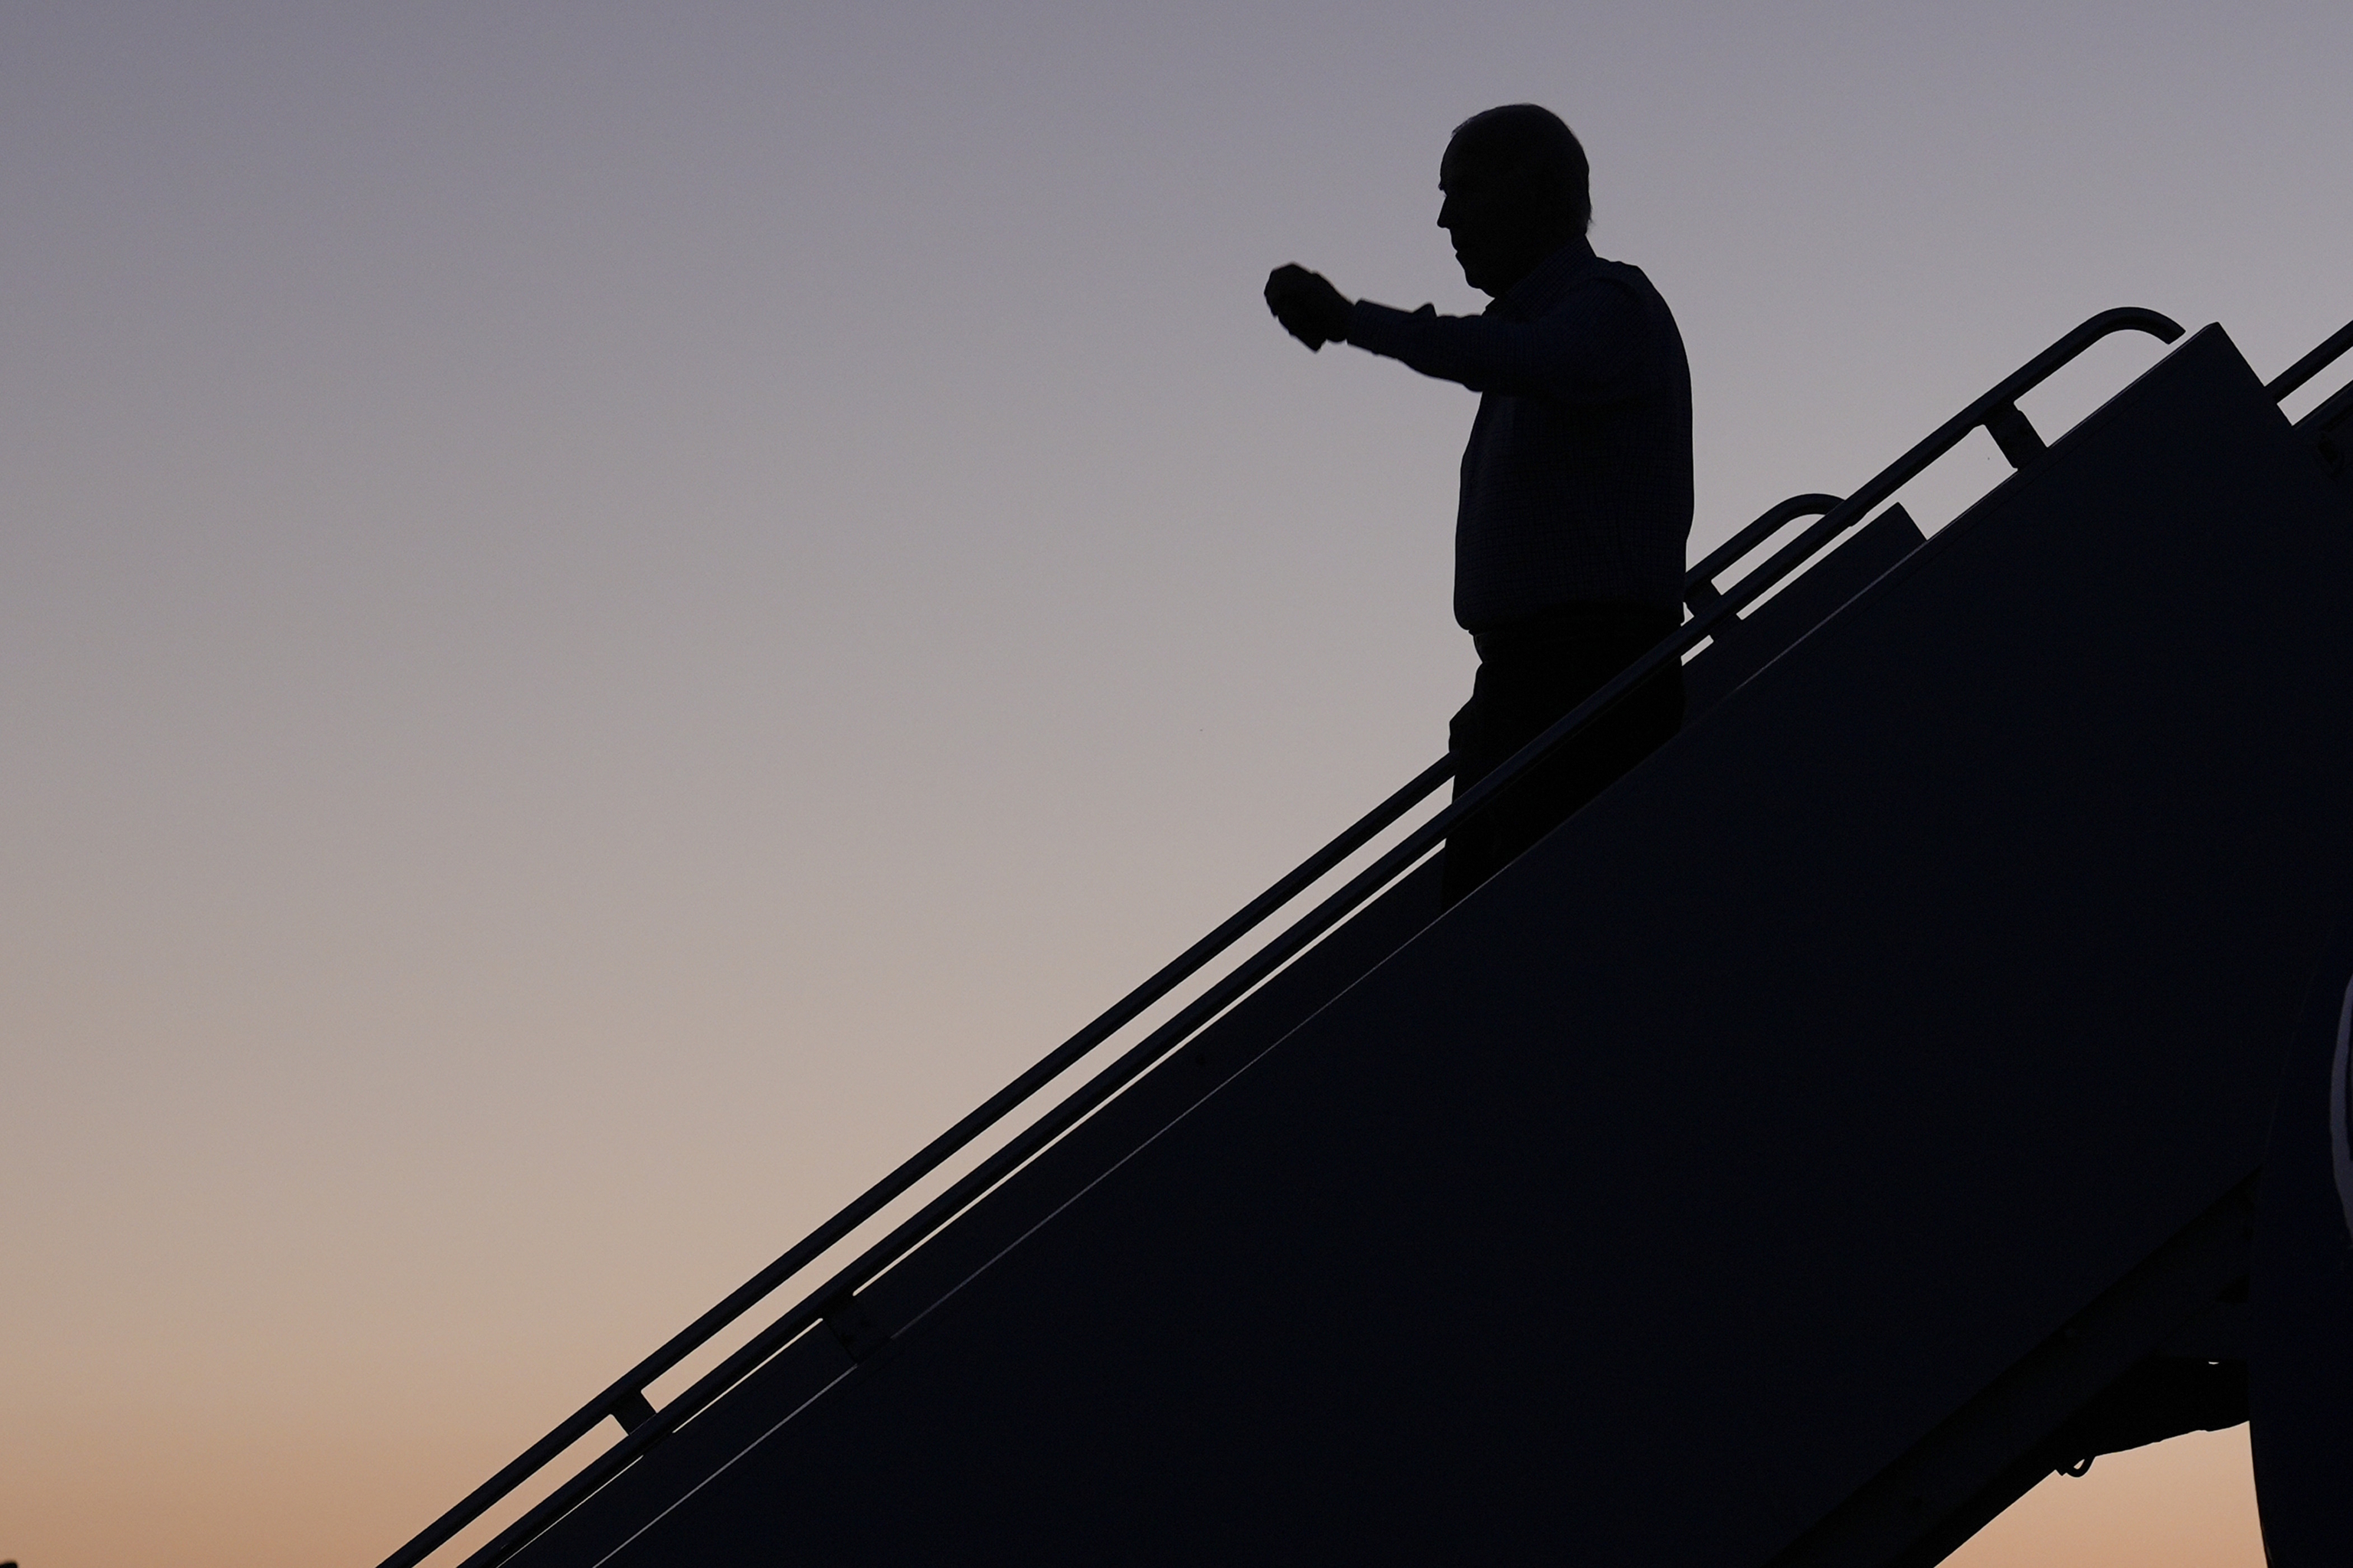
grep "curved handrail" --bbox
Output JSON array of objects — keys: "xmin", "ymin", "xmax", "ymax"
[
  {"xmin": 2267, "ymin": 319, "xmax": 2353, "ymax": 402},
  {"xmin": 1857, "ymin": 306, "xmax": 2181, "ymax": 510},
  {"xmin": 1686, "ymin": 307, "xmax": 2181, "ymax": 618},
  {"xmin": 381, "ymin": 303, "xmax": 2184, "ymax": 1568},
  {"xmin": 1684, "ymin": 493, "xmax": 1845, "ymax": 620}
]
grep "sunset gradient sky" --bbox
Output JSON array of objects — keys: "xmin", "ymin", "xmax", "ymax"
[{"xmin": 5, "ymin": 5, "xmax": 2348, "ymax": 1565}]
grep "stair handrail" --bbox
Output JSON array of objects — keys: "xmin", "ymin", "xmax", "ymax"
[
  {"xmin": 376, "ymin": 755, "xmax": 1454, "ymax": 1568},
  {"xmin": 379, "ymin": 303, "xmax": 2184, "ymax": 1568},
  {"xmin": 2266, "ymin": 319, "xmax": 2353, "ymax": 402},
  {"xmin": 1684, "ymin": 492, "xmax": 1847, "ymax": 624}
]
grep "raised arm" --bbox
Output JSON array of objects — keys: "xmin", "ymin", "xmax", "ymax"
[{"xmin": 1345, "ymin": 278, "xmax": 1649, "ymax": 404}]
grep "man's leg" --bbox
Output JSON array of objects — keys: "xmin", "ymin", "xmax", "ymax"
[
  {"xmin": 1440, "ymin": 668, "xmax": 1514, "ymax": 905},
  {"xmin": 1440, "ymin": 613, "xmax": 1682, "ymax": 908}
]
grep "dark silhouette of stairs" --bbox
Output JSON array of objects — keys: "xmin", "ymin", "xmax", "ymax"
[{"xmin": 383, "ymin": 313, "xmax": 2353, "ymax": 1568}]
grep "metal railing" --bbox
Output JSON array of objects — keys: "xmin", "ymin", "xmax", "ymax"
[
  {"xmin": 2266, "ymin": 318, "xmax": 2353, "ymax": 402},
  {"xmin": 2273, "ymin": 320, "xmax": 2353, "ymax": 469},
  {"xmin": 380, "ymin": 303, "xmax": 2185, "ymax": 1568}
]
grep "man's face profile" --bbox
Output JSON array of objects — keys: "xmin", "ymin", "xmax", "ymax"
[{"xmin": 1437, "ymin": 138, "xmax": 1551, "ymax": 298}]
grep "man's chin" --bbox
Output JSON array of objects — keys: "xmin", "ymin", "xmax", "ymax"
[{"xmin": 1458, "ymin": 261, "xmax": 1503, "ymax": 296}]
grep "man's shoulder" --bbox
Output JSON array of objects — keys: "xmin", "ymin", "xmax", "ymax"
[
  {"xmin": 1510, "ymin": 250, "xmax": 1655, "ymax": 319},
  {"xmin": 1543, "ymin": 256, "xmax": 1683, "ymax": 348},
  {"xmin": 1540, "ymin": 254, "xmax": 1689, "ymax": 389},
  {"xmin": 1563, "ymin": 254, "xmax": 1664, "ymax": 306}
]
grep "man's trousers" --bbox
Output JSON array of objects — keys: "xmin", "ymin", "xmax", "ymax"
[{"xmin": 1440, "ymin": 601, "xmax": 1684, "ymax": 908}]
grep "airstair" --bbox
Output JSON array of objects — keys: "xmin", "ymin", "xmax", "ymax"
[{"xmin": 382, "ymin": 310, "xmax": 2353, "ymax": 1567}]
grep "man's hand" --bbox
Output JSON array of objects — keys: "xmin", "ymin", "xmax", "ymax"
[{"xmin": 1264, "ymin": 264, "xmax": 1353, "ymax": 352}]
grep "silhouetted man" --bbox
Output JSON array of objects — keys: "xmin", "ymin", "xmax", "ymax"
[{"xmin": 1265, "ymin": 105, "xmax": 1692, "ymax": 905}]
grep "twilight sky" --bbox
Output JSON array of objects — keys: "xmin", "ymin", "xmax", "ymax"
[{"xmin": 4, "ymin": 5, "xmax": 2347, "ymax": 1565}]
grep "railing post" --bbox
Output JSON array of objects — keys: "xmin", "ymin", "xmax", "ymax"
[{"xmin": 1985, "ymin": 401, "xmax": 2048, "ymax": 469}]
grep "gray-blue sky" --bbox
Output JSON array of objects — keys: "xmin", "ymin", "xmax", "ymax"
[{"xmin": 3, "ymin": 5, "xmax": 2341, "ymax": 1563}]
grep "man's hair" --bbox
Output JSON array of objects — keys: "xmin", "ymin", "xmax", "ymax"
[{"xmin": 1449, "ymin": 104, "xmax": 1592, "ymax": 234}]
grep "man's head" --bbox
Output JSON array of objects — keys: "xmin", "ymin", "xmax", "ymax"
[{"xmin": 1438, "ymin": 105, "xmax": 1590, "ymax": 296}]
